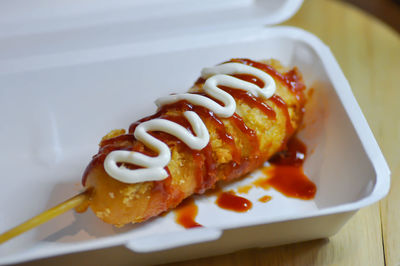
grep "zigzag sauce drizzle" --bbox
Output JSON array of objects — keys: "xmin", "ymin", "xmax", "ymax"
[{"xmin": 104, "ymin": 63, "xmax": 276, "ymax": 184}]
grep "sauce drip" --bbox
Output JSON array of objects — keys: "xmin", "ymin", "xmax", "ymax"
[
  {"xmin": 258, "ymin": 136, "xmax": 316, "ymax": 200},
  {"xmin": 229, "ymin": 113, "xmax": 260, "ymax": 156},
  {"xmin": 269, "ymin": 95, "xmax": 294, "ymax": 145},
  {"xmin": 216, "ymin": 191, "xmax": 252, "ymax": 212},
  {"xmin": 221, "ymin": 86, "xmax": 276, "ymax": 119},
  {"xmin": 258, "ymin": 195, "xmax": 272, "ymax": 203},
  {"xmin": 174, "ymin": 197, "xmax": 202, "ymax": 228},
  {"xmin": 261, "ymin": 166, "xmax": 316, "ymax": 200},
  {"xmin": 270, "ymin": 136, "xmax": 306, "ymax": 166}
]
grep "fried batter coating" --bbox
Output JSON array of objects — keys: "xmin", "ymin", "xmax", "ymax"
[{"xmin": 82, "ymin": 59, "xmax": 306, "ymax": 226}]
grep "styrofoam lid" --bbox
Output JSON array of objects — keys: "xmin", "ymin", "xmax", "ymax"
[{"xmin": 0, "ymin": 0, "xmax": 303, "ymax": 61}]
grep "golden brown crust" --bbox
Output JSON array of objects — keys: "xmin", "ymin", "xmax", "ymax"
[{"xmin": 83, "ymin": 58, "xmax": 306, "ymax": 226}]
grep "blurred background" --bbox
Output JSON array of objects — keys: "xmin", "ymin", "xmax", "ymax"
[{"xmin": 341, "ymin": 0, "xmax": 400, "ymax": 32}]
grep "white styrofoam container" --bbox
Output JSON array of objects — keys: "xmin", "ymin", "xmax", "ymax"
[{"xmin": 0, "ymin": 0, "xmax": 390, "ymax": 265}]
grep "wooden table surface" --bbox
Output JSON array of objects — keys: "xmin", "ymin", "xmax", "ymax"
[
  {"xmin": 19, "ymin": 1, "xmax": 399, "ymax": 266},
  {"xmin": 167, "ymin": 0, "xmax": 400, "ymax": 265}
]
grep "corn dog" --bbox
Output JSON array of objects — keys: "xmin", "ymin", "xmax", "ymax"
[{"xmin": 82, "ymin": 58, "xmax": 306, "ymax": 227}]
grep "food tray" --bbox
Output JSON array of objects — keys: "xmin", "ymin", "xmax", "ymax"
[{"xmin": 0, "ymin": 0, "xmax": 390, "ymax": 265}]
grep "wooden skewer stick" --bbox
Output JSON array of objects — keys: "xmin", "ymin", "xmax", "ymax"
[{"xmin": 0, "ymin": 190, "xmax": 90, "ymax": 245}]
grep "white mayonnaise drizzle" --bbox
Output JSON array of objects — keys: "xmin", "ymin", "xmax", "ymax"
[{"xmin": 104, "ymin": 62, "xmax": 276, "ymax": 184}]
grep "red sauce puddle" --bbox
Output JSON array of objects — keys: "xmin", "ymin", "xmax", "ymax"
[
  {"xmin": 261, "ymin": 165, "xmax": 316, "ymax": 200},
  {"xmin": 235, "ymin": 137, "xmax": 316, "ymax": 201},
  {"xmin": 258, "ymin": 136, "xmax": 316, "ymax": 200},
  {"xmin": 216, "ymin": 191, "xmax": 252, "ymax": 212},
  {"xmin": 174, "ymin": 197, "xmax": 202, "ymax": 229}
]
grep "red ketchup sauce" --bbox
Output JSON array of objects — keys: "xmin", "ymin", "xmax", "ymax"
[
  {"xmin": 263, "ymin": 137, "xmax": 316, "ymax": 200},
  {"xmin": 216, "ymin": 191, "xmax": 252, "ymax": 212},
  {"xmin": 262, "ymin": 165, "xmax": 316, "ymax": 200},
  {"xmin": 174, "ymin": 197, "xmax": 202, "ymax": 229},
  {"xmin": 258, "ymin": 195, "xmax": 272, "ymax": 203}
]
